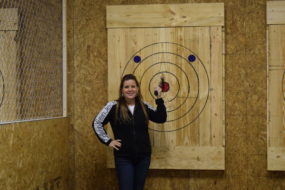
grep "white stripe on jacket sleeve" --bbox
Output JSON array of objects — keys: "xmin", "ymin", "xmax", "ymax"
[
  {"xmin": 93, "ymin": 101, "xmax": 117, "ymax": 144},
  {"xmin": 144, "ymin": 101, "xmax": 156, "ymax": 111}
]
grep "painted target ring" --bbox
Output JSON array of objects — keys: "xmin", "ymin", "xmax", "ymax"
[
  {"xmin": 122, "ymin": 42, "xmax": 209, "ymax": 132},
  {"xmin": 0, "ymin": 70, "xmax": 5, "ymax": 108}
]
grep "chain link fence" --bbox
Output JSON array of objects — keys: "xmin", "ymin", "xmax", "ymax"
[{"xmin": 0, "ymin": 0, "xmax": 64, "ymax": 123}]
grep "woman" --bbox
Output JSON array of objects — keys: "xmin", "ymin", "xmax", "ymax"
[{"xmin": 92, "ymin": 74, "xmax": 167, "ymax": 190}]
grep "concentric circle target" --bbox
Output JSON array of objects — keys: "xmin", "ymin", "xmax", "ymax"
[
  {"xmin": 122, "ymin": 42, "xmax": 209, "ymax": 132},
  {"xmin": 0, "ymin": 69, "xmax": 5, "ymax": 108}
]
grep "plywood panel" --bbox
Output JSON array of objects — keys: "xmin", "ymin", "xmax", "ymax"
[
  {"xmin": 71, "ymin": 0, "xmax": 285, "ymax": 189},
  {"xmin": 267, "ymin": 24, "xmax": 285, "ymax": 170},
  {"xmin": 0, "ymin": 118, "xmax": 70, "ymax": 190},
  {"xmin": 107, "ymin": 4, "xmax": 224, "ymax": 170},
  {"xmin": 107, "ymin": 3, "xmax": 224, "ymax": 28}
]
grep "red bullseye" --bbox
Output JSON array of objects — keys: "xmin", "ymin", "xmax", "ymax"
[{"xmin": 160, "ymin": 81, "xmax": 170, "ymax": 92}]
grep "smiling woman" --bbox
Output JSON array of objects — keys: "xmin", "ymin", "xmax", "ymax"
[
  {"xmin": 121, "ymin": 78, "xmax": 139, "ymax": 104},
  {"xmin": 92, "ymin": 74, "xmax": 167, "ymax": 190}
]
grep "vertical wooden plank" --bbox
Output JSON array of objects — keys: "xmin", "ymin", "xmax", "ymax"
[
  {"xmin": 267, "ymin": 24, "xmax": 285, "ymax": 170},
  {"xmin": 268, "ymin": 26, "xmax": 285, "ymax": 147},
  {"xmin": 210, "ymin": 27, "xmax": 225, "ymax": 146},
  {"xmin": 197, "ymin": 27, "xmax": 211, "ymax": 146},
  {"xmin": 108, "ymin": 29, "xmax": 123, "ymax": 101}
]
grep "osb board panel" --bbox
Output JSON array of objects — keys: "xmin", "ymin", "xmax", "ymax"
[
  {"xmin": 225, "ymin": 0, "xmax": 246, "ymax": 55},
  {"xmin": 72, "ymin": 3, "xmax": 117, "ymax": 190},
  {"xmin": 107, "ymin": 3, "xmax": 224, "ymax": 28},
  {"xmin": 245, "ymin": 2, "xmax": 266, "ymax": 56},
  {"xmin": 267, "ymin": 25, "xmax": 285, "ymax": 171},
  {"xmin": 71, "ymin": 0, "xmax": 285, "ymax": 189},
  {"xmin": 0, "ymin": 118, "xmax": 70, "ymax": 190},
  {"xmin": 107, "ymin": 26, "xmax": 225, "ymax": 170},
  {"xmin": 267, "ymin": 1, "xmax": 285, "ymax": 25}
]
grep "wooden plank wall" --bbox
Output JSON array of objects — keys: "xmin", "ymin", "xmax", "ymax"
[
  {"xmin": 70, "ymin": 0, "xmax": 285, "ymax": 189},
  {"xmin": 106, "ymin": 4, "xmax": 225, "ymax": 169}
]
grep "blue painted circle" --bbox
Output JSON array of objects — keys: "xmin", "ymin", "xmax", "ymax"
[
  {"xmin": 133, "ymin": 56, "xmax": 141, "ymax": 63},
  {"xmin": 188, "ymin": 55, "xmax": 196, "ymax": 62}
]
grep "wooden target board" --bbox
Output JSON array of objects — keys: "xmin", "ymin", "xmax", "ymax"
[
  {"xmin": 267, "ymin": 1, "xmax": 285, "ymax": 171},
  {"xmin": 107, "ymin": 3, "xmax": 225, "ymax": 170}
]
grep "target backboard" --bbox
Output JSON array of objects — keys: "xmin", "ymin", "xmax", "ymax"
[
  {"xmin": 267, "ymin": 1, "xmax": 285, "ymax": 171},
  {"xmin": 107, "ymin": 3, "xmax": 225, "ymax": 170}
]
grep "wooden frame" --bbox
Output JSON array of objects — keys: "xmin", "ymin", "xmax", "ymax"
[{"xmin": 107, "ymin": 3, "xmax": 224, "ymax": 28}]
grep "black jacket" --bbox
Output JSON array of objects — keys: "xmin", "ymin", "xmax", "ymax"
[{"xmin": 93, "ymin": 98, "xmax": 167, "ymax": 157}]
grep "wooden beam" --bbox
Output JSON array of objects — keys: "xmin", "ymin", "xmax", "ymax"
[
  {"xmin": 107, "ymin": 3, "xmax": 224, "ymax": 28},
  {"xmin": 268, "ymin": 147, "xmax": 285, "ymax": 171}
]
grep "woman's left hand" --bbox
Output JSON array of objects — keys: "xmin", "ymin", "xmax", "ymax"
[{"xmin": 109, "ymin": 139, "xmax": 122, "ymax": 150}]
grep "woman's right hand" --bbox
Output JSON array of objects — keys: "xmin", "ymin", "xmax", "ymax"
[
  {"xmin": 154, "ymin": 87, "xmax": 162, "ymax": 99},
  {"xmin": 109, "ymin": 139, "xmax": 122, "ymax": 150}
]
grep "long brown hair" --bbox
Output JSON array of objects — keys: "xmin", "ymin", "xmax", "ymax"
[{"xmin": 116, "ymin": 74, "xmax": 148, "ymax": 122}]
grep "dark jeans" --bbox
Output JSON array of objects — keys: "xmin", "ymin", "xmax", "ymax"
[{"xmin": 114, "ymin": 155, "xmax": 151, "ymax": 190}]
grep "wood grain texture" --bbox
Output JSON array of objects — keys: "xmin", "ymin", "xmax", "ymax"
[
  {"xmin": 267, "ymin": 24, "xmax": 285, "ymax": 171},
  {"xmin": 107, "ymin": 3, "xmax": 224, "ymax": 28},
  {"xmin": 70, "ymin": 0, "xmax": 285, "ymax": 189},
  {"xmin": 0, "ymin": 118, "xmax": 70, "ymax": 190},
  {"xmin": 267, "ymin": 1, "xmax": 285, "ymax": 25},
  {"xmin": 0, "ymin": 8, "xmax": 18, "ymax": 30},
  {"xmin": 268, "ymin": 148, "xmax": 285, "ymax": 171}
]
